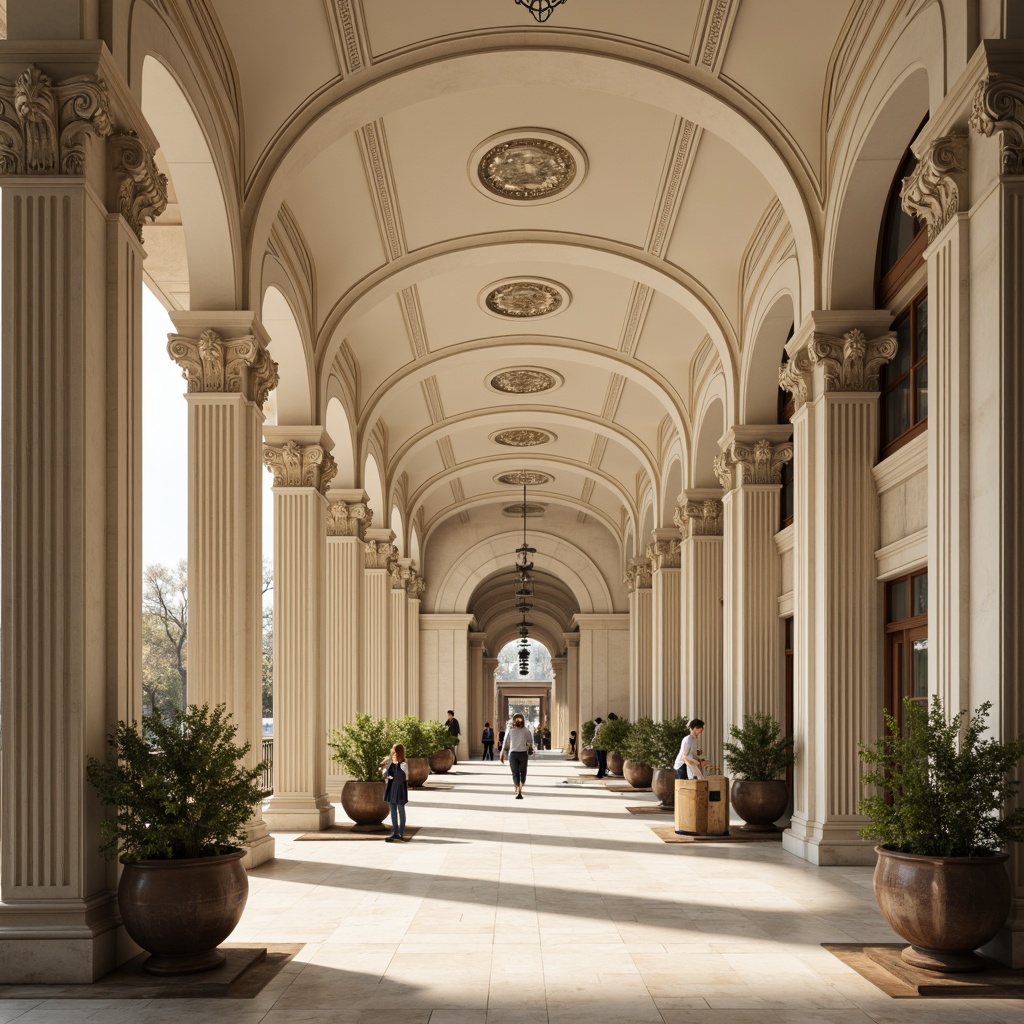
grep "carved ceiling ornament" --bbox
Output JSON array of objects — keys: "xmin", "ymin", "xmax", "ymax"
[
  {"xmin": 365, "ymin": 539, "xmax": 397, "ymax": 571},
  {"xmin": 502, "ymin": 503, "xmax": 545, "ymax": 517},
  {"xmin": 673, "ymin": 499, "xmax": 724, "ymax": 538},
  {"xmin": 483, "ymin": 279, "xmax": 567, "ymax": 319},
  {"xmin": 478, "ymin": 137, "xmax": 576, "ymax": 201},
  {"xmin": 779, "ymin": 328, "xmax": 898, "ymax": 410},
  {"xmin": 900, "ymin": 133, "xmax": 967, "ymax": 241},
  {"xmin": 969, "ymin": 73, "xmax": 1024, "ymax": 175},
  {"xmin": 495, "ymin": 470, "xmax": 552, "ymax": 486},
  {"xmin": 108, "ymin": 131, "xmax": 168, "ymax": 242},
  {"xmin": 488, "ymin": 367, "xmax": 562, "ymax": 394},
  {"xmin": 714, "ymin": 438, "xmax": 793, "ymax": 492},
  {"xmin": 0, "ymin": 64, "xmax": 112, "ymax": 176},
  {"xmin": 491, "ymin": 428, "xmax": 556, "ymax": 447},
  {"xmin": 167, "ymin": 328, "xmax": 280, "ymax": 408},
  {"xmin": 263, "ymin": 440, "xmax": 337, "ymax": 493},
  {"xmin": 326, "ymin": 500, "xmax": 369, "ymax": 537},
  {"xmin": 647, "ymin": 539, "xmax": 681, "ymax": 570}
]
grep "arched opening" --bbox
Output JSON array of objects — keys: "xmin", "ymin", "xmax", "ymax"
[
  {"xmin": 494, "ymin": 638, "xmax": 555, "ymax": 747},
  {"xmin": 364, "ymin": 453, "xmax": 385, "ymax": 528},
  {"xmin": 325, "ymin": 396, "xmax": 356, "ymax": 486},
  {"xmin": 262, "ymin": 285, "xmax": 314, "ymax": 425},
  {"xmin": 390, "ymin": 506, "xmax": 405, "ymax": 557}
]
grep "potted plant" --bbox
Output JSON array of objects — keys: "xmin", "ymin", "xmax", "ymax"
[
  {"xmin": 722, "ymin": 712, "xmax": 795, "ymax": 831},
  {"xmin": 859, "ymin": 697, "xmax": 1024, "ymax": 973},
  {"xmin": 328, "ymin": 713, "xmax": 392, "ymax": 829},
  {"xmin": 580, "ymin": 719, "xmax": 597, "ymax": 768},
  {"xmin": 651, "ymin": 716, "xmax": 689, "ymax": 807},
  {"xmin": 424, "ymin": 719, "xmax": 455, "ymax": 773},
  {"xmin": 620, "ymin": 717, "xmax": 659, "ymax": 789},
  {"xmin": 86, "ymin": 703, "xmax": 268, "ymax": 976},
  {"xmin": 389, "ymin": 715, "xmax": 432, "ymax": 786},
  {"xmin": 594, "ymin": 716, "xmax": 630, "ymax": 776}
]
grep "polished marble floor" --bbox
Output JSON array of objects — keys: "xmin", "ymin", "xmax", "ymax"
[{"xmin": 6, "ymin": 755, "xmax": 1024, "ymax": 1023}]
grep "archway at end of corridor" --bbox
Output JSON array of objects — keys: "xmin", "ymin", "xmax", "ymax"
[{"xmin": 493, "ymin": 638, "xmax": 555, "ymax": 753}]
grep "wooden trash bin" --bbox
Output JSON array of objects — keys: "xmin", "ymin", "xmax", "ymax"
[{"xmin": 674, "ymin": 776, "xmax": 730, "ymax": 836}]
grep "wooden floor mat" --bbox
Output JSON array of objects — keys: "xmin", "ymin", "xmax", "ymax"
[{"xmin": 650, "ymin": 825, "xmax": 782, "ymax": 843}]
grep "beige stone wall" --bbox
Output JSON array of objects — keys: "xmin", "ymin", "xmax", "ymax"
[{"xmin": 873, "ymin": 433, "xmax": 928, "ymax": 559}]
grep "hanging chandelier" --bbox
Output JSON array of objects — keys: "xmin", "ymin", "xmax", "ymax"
[
  {"xmin": 515, "ymin": 0, "xmax": 567, "ymax": 23},
  {"xmin": 514, "ymin": 477, "xmax": 536, "ymax": 675}
]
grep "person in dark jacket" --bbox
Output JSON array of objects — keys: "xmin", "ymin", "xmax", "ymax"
[
  {"xmin": 382, "ymin": 743, "xmax": 410, "ymax": 841},
  {"xmin": 481, "ymin": 722, "xmax": 495, "ymax": 760},
  {"xmin": 445, "ymin": 710, "xmax": 461, "ymax": 764}
]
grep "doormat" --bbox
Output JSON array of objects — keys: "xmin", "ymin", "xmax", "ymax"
[
  {"xmin": 0, "ymin": 944, "xmax": 301, "ymax": 1000},
  {"xmin": 626, "ymin": 804, "xmax": 672, "ymax": 814},
  {"xmin": 295, "ymin": 825, "xmax": 421, "ymax": 841},
  {"xmin": 650, "ymin": 825, "xmax": 782, "ymax": 843},
  {"xmin": 823, "ymin": 943, "xmax": 1024, "ymax": 998}
]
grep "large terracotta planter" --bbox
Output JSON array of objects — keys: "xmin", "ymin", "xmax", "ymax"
[
  {"xmin": 406, "ymin": 757, "xmax": 430, "ymax": 787},
  {"xmin": 429, "ymin": 748, "xmax": 455, "ymax": 773},
  {"xmin": 873, "ymin": 847, "xmax": 1011, "ymax": 972},
  {"xmin": 118, "ymin": 848, "xmax": 248, "ymax": 975},
  {"xmin": 731, "ymin": 779, "xmax": 788, "ymax": 831},
  {"xmin": 580, "ymin": 747, "xmax": 597, "ymax": 768},
  {"xmin": 607, "ymin": 750, "xmax": 624, "ymax": 776},
  {"xmin": 652, "ymin": 767, "xmax": 675, "ymax": 808},
  {"xmin": 622, "ymin": 760, "xmax": 653, "ymax": 789},
  {"xmin": 340, "ymin": 780, "xmax": 388, "ymax": 830}
]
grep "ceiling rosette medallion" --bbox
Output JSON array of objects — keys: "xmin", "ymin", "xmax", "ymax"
[
  {"xmin": 503, "ymin": 503, "xmax": 546, "ymax": 517},
  {"xmin": 490, "ymin": 428, "xmax": 556, "ymax": 447},
  {"xmin": 482, "ymin": 278, "xmax": 569, "ymax": 320},
  {"xmin": 471, "ymin": 129, "xmax": 586, "ymax": 205},
  {"xmin": 495, "ymin": 471, "xmax": 553, "ymax": 486},
  {"xmin": 487, "ymin": 367, "xmax": 563, "ymax": 395}
]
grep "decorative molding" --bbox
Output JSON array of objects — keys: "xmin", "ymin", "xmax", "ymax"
[
  {"xmin": 694, "ymin": 0, "xmax": 735, "ymax": 74},
  {"xmin": 674, "ymin": 499, "xmax": 724, "ymax": 537},
  {"xmin": 491, "ymin": 428, "xmax": 555, "ymax": 447},
  {"xmin": 495, "ymin": 470, "xmax": 552, "ymax": 486},
  {"xmin": 326, "ymin": 500, "xmax": 369, "ymax": 537},
  {"xmin": 108, "ymin": 131, "xmax": 168, "ymax": 242},
  {"xmin": 334, "ymin": 0, "xmax": 366, "ymax": 75},
  {"xmin": 487, "ymin": 368, "xmax": 561, "ymax": 394},
  {"xmin": 482, "ymin": 278, "xmax": 568, "ymax": 319},
  {"xmin": 422, "ymin": 376, "xmax": 445, "ymax": 422},
  {"xmin": 399, "ymin": 287, "xmax": 429, "ymax": 359},
  {"xmin": 647, "ymin": 121, "xmax": 698, "ymax": 258},
  {"xmin": 167, "ymin": 328, "xmax": 279, "ymax": 407},
  {"xmin": 714, "ymin": 438, "xmax": 793, "ymax": 492},
  {"xmin": 969, "ymin": 73, "xmax": 1024, "ymax": 175},
  {"xmin": 407, "ymin": 574, "xmax": 426, "ymax": 599},
  {"xmin": 601, "ymin": 375, "xmax": 626, "ymax": 420},
  {"xmin": 358, "ymin": 120, "xmax": 405, "ymax": 261},
  {"xmin": 647, "ymin": 539, "xmax": 681, "ymax": 570},
  {"xmin": 263, "ymin": 440, "xmax": 337, "ymax": 492},
  {"xmin": 0, "ymin": 64, "xmax": 112, "ymax": 176},
  {"xmin": 900, "ymin": 134, "xmax": 967, "ymax": 241},
  {"xmin": 780, "ymin": 328, "xmax": 897, "ymax": 409},
  {"xmin": 617, "ymin": 283, "xmax": 653, "ymax": 355},
  {"xmin": 477, "ymin": 136, "xmax": 576, "ymax": 201},
  {"xmin": 624, "ymin": 558, "xmax": 653, "ymax": 593},
  {"xmin": 390, "ymin": 561, "xmax": 413, "ymax": 591},
  {"xmin": 365, "ymin": 539, "xmax": 397, "ymax": 570}
]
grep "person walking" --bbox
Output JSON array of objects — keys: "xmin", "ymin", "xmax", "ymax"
[
  {"xmin": 445, "ymin": 709, "xmax": 461, "ymax": 764},
  {"xmin": 499, "ymin": 712, "xmax": 535, "ymax": 799},
  {"xmin": 674, "ymin": 719, "xmax": 707, "ymax": 779},
  {"xmin": 593, "ymin": 716, "xmax": 607, "ymax": 778},
  {"xmin": 481, "ymin": 722, "xmax": 495, "ymax": 760},
  {"xmin": 382, "ymin": 743, "xmax": 410, "ymax": 841}
]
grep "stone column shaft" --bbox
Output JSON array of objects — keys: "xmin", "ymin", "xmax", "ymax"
[
  {"xmin": 406, "ymin": 575, "xmax": 424, "ymax": 718},
  {"xmin": 551, "ymin": 654, "xmax": 567, "ymax": 748},
  {"xmin": 626, "ymin": 559, "xmax": 653, "ymax": 719},
  {"xmin": 649, "ymin": 530, "xmax": 681, "ymax": 721},
  {"xmin": 389, "ymin": 559, "xmax": 411, "ymax": 719},
  {"xmin": 263, "ymin": 429, "xmax": 336, "ymax": 831},
  {"xmin": 468, "ymin": 633, "xmax": 487, "ymax": 758},
  {"xmin": 563, "ymin": 633, "xmax": 580, "ymax": 751},
  {"xmin": 363, "ymin": 529, "xmax": 395, "ymax": 718}
]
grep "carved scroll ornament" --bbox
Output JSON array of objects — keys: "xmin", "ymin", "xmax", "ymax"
[
  {"xmin": 109, "ymin": 131, "xmax": 168, "ymax": 242},
  {"xmin": 365, "ymin": 539, "xmax": 397, "ymax": 571},
  {"xmin": 168, "ymin": 328, "xmax": 279, "ymax": 408},
  {"xmin": 326, "ymin": 500, "xmax": 369, "ymax": 537},
  {"xmin": 0, "ymin": 64, "xmax": 112, "ymax": 175},
  {"xmin": 263, "ymin": 440, "xmax": 337, "ymax": 492},
  {"xmin": 969, "ymin": 73, "xmax": 1024, "ymax": 175},
  {"xmin": 673, "ymin": 499, "xmax": 724, "ymax": 538},
  {"xmin": 407, "ymin": 574, "xmax": 426, "ymax": 599},
  {"xmin": 714, "ymin": 439, "xmax": 793, "ymax": 492},
  {"xmin": 646, "ymin": 539, "xmax": 681, "ymax": 570},
  {"xmin": 900, "ymin": 134, "xmax": 967, "ymax": 241},
  {"xmin": 624, "ymin": 558, "xmax": 652, "ymax": 593}
]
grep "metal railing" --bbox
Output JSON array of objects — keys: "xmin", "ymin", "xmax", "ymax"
[{"xmin": 261, "ymin": 738, "xmax": 274, "ymax": 795}]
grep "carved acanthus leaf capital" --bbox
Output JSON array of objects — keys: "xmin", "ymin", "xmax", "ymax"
[
  {"xmin": 0, "ymin": 65, "xmax": 112, "ymax": 176},
  {"xmin": 326, "ymin": 500, "xmax": 369, "ymax": 537},
  {"xmin": 365, "ymin": 539, "xmax": 397, "ymax": 571},
  {"xmin": 647, "ymin": 539, "xmax": 681, "ymax": 570},
  {"xmin": 167, "ymin": 328, "xmax": 279, "ymax": 408},
  {"xmin": 407, "ymin": 574, "xmax": 426, "ymax": 599},
  {"xmin": 673, "ymin": 499, "xmax": 724, "ymax": 537},
  {"xmin": 263, "ymin": 440, "xmax": 337, "ymax": 492},
  {"xmin": 108, "ymin": 131, "xmax": 168, "ymax": 242},
  {"xmin": 624, "ymin": 558, "xmax": 652, "ymax": 593},
  {"xmin": 779, "ymin": 329, "xmax": 897, "ymax": 410},
  {"xmin": 969, "ymin": 73, "xmax": 1024, "ymax": 175},
  {"xmin": 900, "ymin": 133, "xmax": 967, "ymax": 241},
  {"xmin": 390, "ymin": 562, "xmax": 414, "ymax": 590},
  {"xmin": 715, "ymin": 438, "xmax": 793, "ymax": 492}
]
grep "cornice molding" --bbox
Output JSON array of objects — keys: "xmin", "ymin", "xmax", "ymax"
[
  {"xmin": 167, "ymin": 328, "xmax": 279, "ymax": 408},
  {"xmin": 900, "ymin": 133, "xmax": 967, "ymax": 241}
]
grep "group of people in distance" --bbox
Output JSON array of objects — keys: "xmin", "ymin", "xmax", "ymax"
[{"xmin": 593, "ymin": 715, "xmax": 707, "ymax": 780}]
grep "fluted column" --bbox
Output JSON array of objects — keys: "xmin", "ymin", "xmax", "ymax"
[
  {"xmin": 468, "ymin": 633, "xmax": 488, "ymax": 758},
  {"xmin": 389, "ymin": 559, "xmax": 412, "ymax": 719},
  {"xmin": 325, "ymin": 490, "xmax": 368, "ymax": 800},
  {"xmin": 625, "ymin": 558, "xmax": 653, "ymax": 719},
  {"xmin": 780, "ymin": 313, "xmax": 896, "ymax": 865},
  {"xmin": 363, "ymin": 529, "xmax": 396, "ymax": 718},
  {"xmin": 406, "ymin": 575, "xmax": 425, "ymax": 718},
  {"xmin": 0, "ymin": 59, "xmax": 167, "ymax": 982},
  {"xmin": 262, "ymin": 429, "xmax": 336, "ymax": 831},
  {"xmin": 484, "ymin": 657, "xmax": 499, "ymax": 725},
  {"xmin": 551, "ymin": 653, "xmax": 567, "ymax": 748},
  {"xmin": 563, "ymin": 633, "xmax": 581, "ymax": 753},
  {"xmin": 675, "ymin": 493, "xmax": 724, "ymax": 772},
  {"xmin": 716, "ymin": 428, "xmax": 792, "ymax": 741},
  {"xmin": 648, "ymin": 530, "xmax": 682, "ymax": 721}
]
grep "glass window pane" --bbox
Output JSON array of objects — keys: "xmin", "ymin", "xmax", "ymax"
[
  {"xmin": 888, "ymin": 579, "xmax": 909, "ymax": 622},
  {"xmin": 914, "ymin": 295, "xmax": 928, "ymax": 358},
  {"xmin": 911, "ymin": 638, "xmax": 928, "ymax": 699},
  {"xmin": 887, "ymin": 318, "xmax": 913, "ymax": 380},
  {"xmin": 915, "ymin": 358, "xmax": 928, "ymax": 423},
  {"xmin": 883, "ymin": 378, "xmax": 911, "ymax": 445},
  {"xmin": 912, "ymin": 573, "xmax": 928, "ymax": 616}
]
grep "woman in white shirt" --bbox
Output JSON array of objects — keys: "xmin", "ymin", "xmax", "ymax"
[{"xmin": 499, "ymin": 713, "xmax": 535, "ymax": 799}]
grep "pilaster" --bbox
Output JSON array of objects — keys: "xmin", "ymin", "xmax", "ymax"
[
  {"xmin": 468, "ymin": 632, "xmax": 488, "ymax": 758},
  {"xmin": 648, "ymin": 528, "xmax": 682, "ymax": 721},
  {"xmin": 363, "ymin": 528, "xmax": 396, "ymax": 718},
  {"xmin": 779, "ymin": 311, "xmax": 896, "ymax": 866},
  {"xmin": 262, "ymin": 428, "xmax": 336, "ymax": 832},
  {"xmin": 551, "ymin": 653, "xmax": 567, "ymax": 748},
  {"xmin": 406, "ymin": 574, "xmax": 425, "ymax": 719},
  {"xmin": 625, "ymin": 558, "xmax": 653, "ymax": 719},
  {"xmin": 716, "ymin": 426, "xmax": 791, "ymax": 736},
  {"xmin": 573, "ymin": 614, "xmax": 631, "ymax": 724},
  {"xmin": 324, "ymin": 489, "xmax": 368, "ymax": 800},
  {"xmin": 563, "ymin": 632, "xmax": 581, "ymax": 752},
  {"xmin": 389, "ymin": 558, "xmax": 412, "ymax": 718},
  {"xmin": 674, "ymin": 491, "xmax": 724, "ymax": 772}
]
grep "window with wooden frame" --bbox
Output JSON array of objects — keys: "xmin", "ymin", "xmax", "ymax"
[
  {"xmin": 884, "ymin": 569, "xmax": 928, "ymax": 732},
  {"xmin": 777, "ymin": 327, "xmax": 795, "ymax": 529}
]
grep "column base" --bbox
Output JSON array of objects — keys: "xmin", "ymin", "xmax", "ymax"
[
  {"xmin": 263, "ymin": 794, "xmax": 336, "ymax": 832},
  {"xmin": 241, "ymin": 817, "xmax": 276, "ymax": 868},
  {"xmin": 326, "ymin": 771, "xmax": 347, "ymax": 804},
  {"xmin": 783, "ymin": 817, "xmax": 877, "ymax": 866},
  {"xmin": 982, "ymin": 900, "xmax": 1024, "ymax": 968},
  {"xmin": 0, "ymin": 894, "xmax": 122, "ymax": 983}
]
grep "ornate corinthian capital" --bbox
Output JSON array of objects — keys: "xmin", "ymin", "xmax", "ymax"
[
  {"xmin": 365, "ymin": 539, "xmax": 397, "ymax": 571},
  {"xmin": 647, "ymin": 539, "xmax": 681, "ymax": 570},
  {"xmin": 168, "ymin": 328, "xmax": 279, "ymax": 408},
  {"xmin": 326, "ymin": 500, "xmax": 369, "ymax": 537},
  {"xmin": 900, "ymin": 133, "xmax": 967, "ymax": 240},
  {"xmin": 390, "ymin": 561, "xmax": 414, "ymax": 590},
  {"xmin": 0, "ymin": 64, "xmax": 112, "ymax": 175},
  {"xmin": 673, "ymin": 499, "xmax": 724, "ymax": 537},
  {"xmin": 407, "ymin": 574, "xmax": 426, "ymax": 599},
  {"xmin": 714, "ymin": 438, "xmax": 793, "ymax": 492},
  {"xmin": 263, "ymin": 440, "xmax": 337, "ymax": 492},
  {"xmin": 779, "ymin": 328, "xmax": 897, "ymax": 410},
  {"xmin": 969, "ymin": 73, "xmax": 1024, "ymax": 174},
  {"xmin": 108, "ymin": 131, "xmax": 168, "ymax": 242},
  {"xmin": 624, "ymin": 558, "xmax": 652, "ymax": 593}
]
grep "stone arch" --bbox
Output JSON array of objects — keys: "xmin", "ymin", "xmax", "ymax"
[
  {"xmin": 638, "ymin": 496, "xmax": 655, "ymax": 557},
  {"xmin": 261, "ymin": 284, "xmax": 315, "ymax": 424},
  {"xmin": 364, "ymin": 453, "xmax": 385, "ymax": 529},
  {"xmin": 692, "ymin": 392, "xmax": 727, "ymax": 490},
  {"xmin": 390, "ymin": 506, "xmax": 406, "ymax": 557},
  {"xmin": 741, "ymin": 289, "xmax": 796, "ymax": 425},
  {"xmin": 661, "ymin": 456, "xmax": 683, "ymax": 524},
  {"xmin": 410, "ymin": 527, "xmax": 422, "ymax": 568},
  {"xmin": 325, "ymin": 396, "xmax": 356, "ymax": 486}
]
